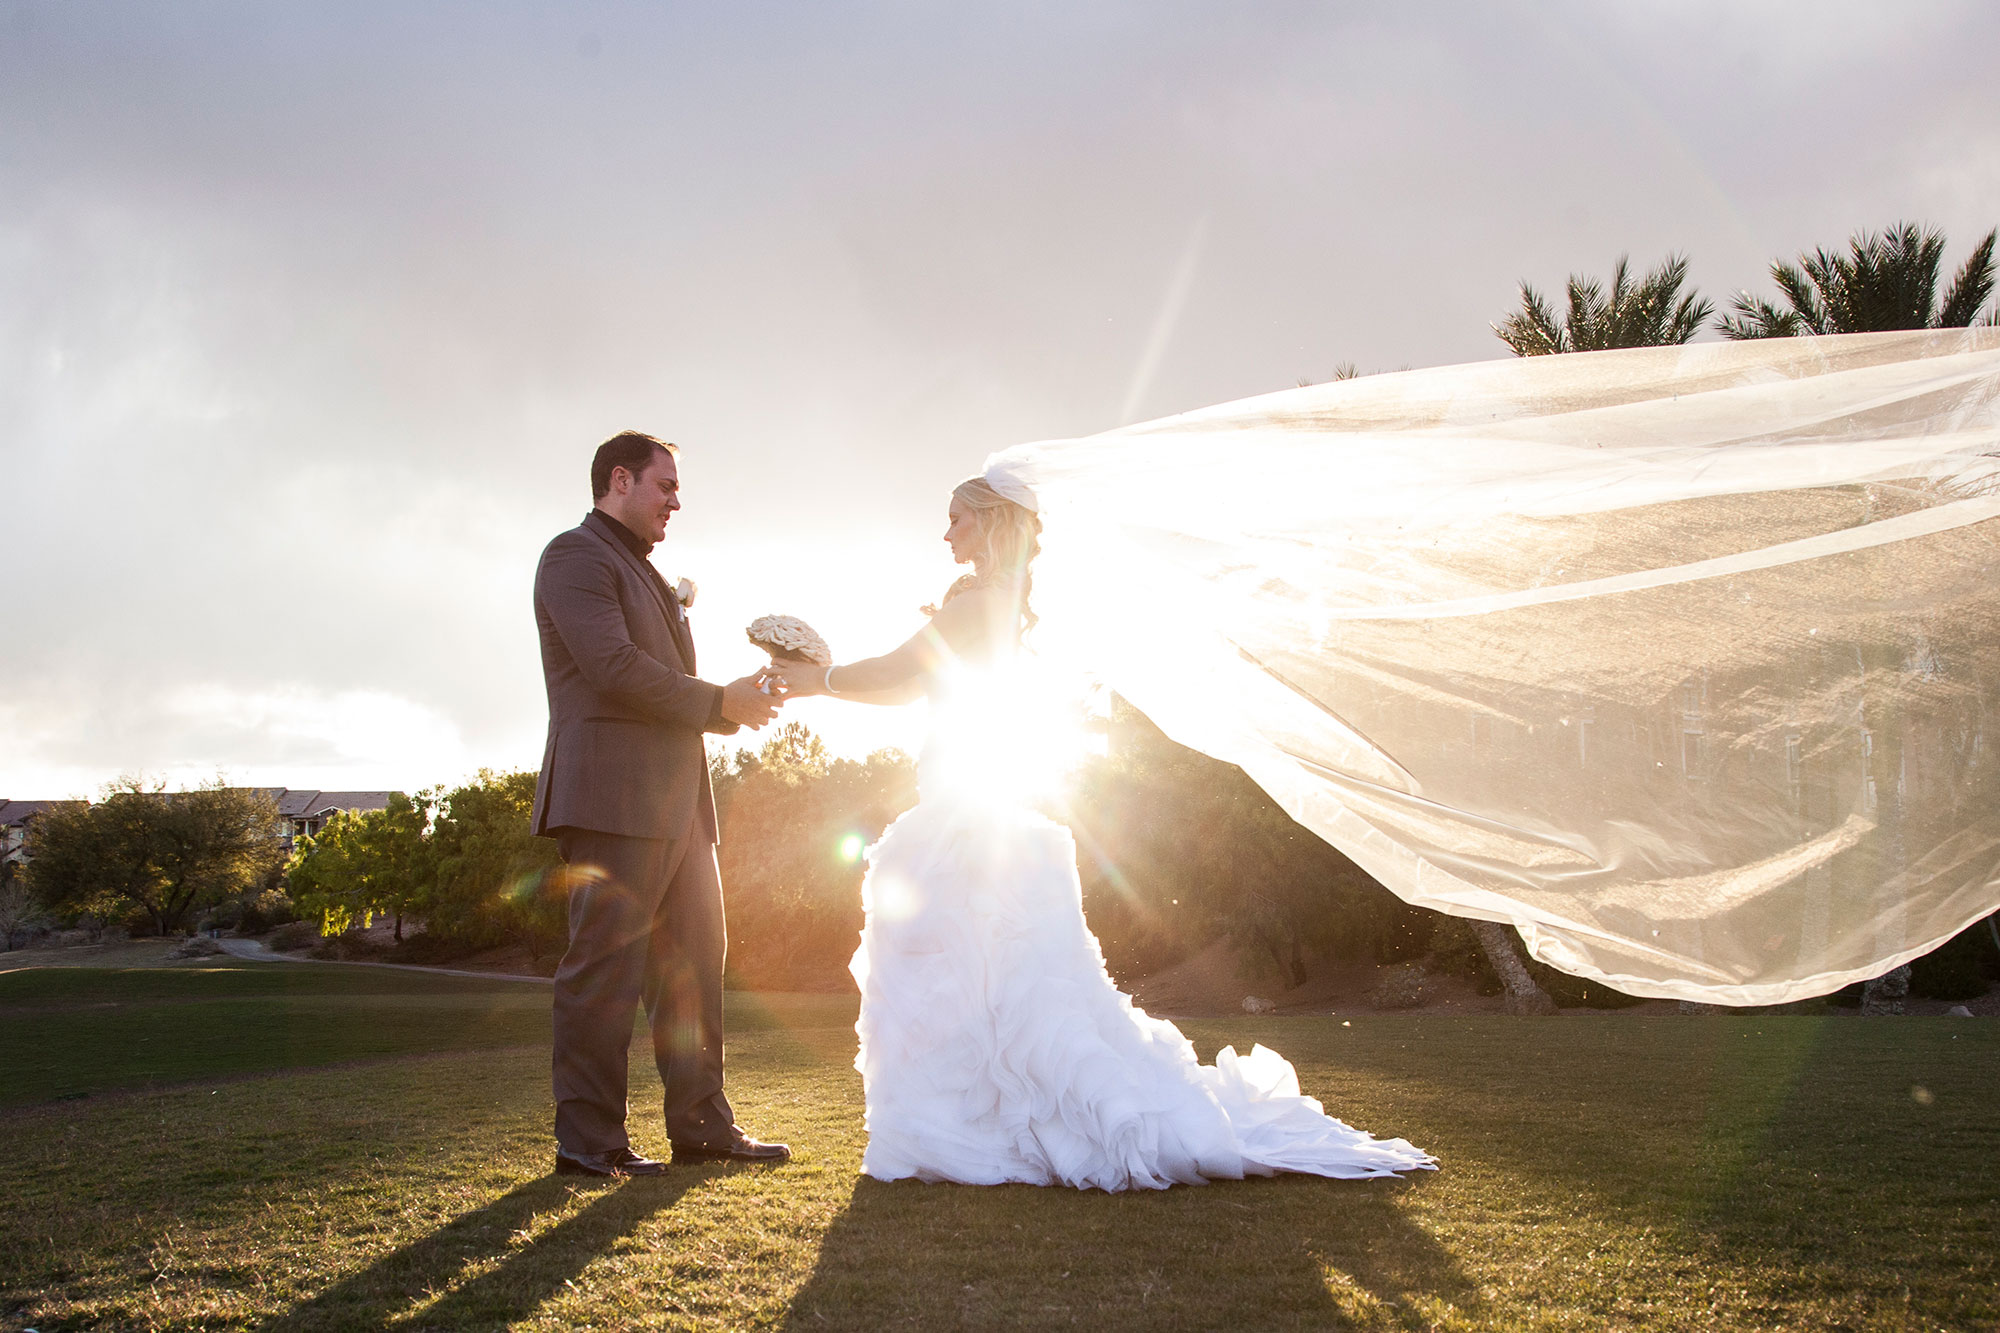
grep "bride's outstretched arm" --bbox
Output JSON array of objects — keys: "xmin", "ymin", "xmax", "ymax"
[{"xmin": 774, "ymin": 591, "xmax": 992, "ymax": 704}]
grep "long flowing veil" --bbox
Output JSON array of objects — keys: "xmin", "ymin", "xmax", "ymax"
[{"xmin": 984, "ymin": 329, "xmax": 2000, "ymax": 1004}]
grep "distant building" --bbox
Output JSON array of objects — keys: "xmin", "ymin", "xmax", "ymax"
[
  {"xmin": 0, "ymin": 800, "xmax": 72, "ymax": 876},
  {"xmin": 259, "ymin": 789, "xmax": 399, "ymax": 851},
  {"xmin": 1, "ymin": 790, "xmax": 401, "ymax": 880}
]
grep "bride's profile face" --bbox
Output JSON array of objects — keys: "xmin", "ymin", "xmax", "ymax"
[{"xmin": 943, "ymin": 499, "xmax": 979, "ymax": 566}]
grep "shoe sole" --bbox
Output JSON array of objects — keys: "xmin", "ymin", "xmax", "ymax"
[
  {"xmin": 670, "ymin": 1148, "xmax": 791, "ymax": 1164},
  {"xmin": 554, "ymin": 1158, "xmax": 668, "ymax": 1178}
]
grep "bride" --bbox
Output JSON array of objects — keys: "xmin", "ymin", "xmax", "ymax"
[{"xmin": 768, "ymin": 476, "xmax": 1435, "ymax": 1191}]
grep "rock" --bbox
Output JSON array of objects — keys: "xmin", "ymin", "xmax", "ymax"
[
  {"xmin": 1862, "ymin": 964, "xmax": 1912, "ymax": 1016},
  {"xmin": 1368, "ymin": 964, "xmax": 1428, "ymax": 1010},
  {"xmin": 172, "ymin": 936, "xmax": 225, "ymax": 959},
  {"xmin": 1240, "ymin": 995, "xmax": 1276, "ymax": 1015},
  {"xmin": 1946, "ymin": 1005, "xmax": 1975, "ymax": 1018}
]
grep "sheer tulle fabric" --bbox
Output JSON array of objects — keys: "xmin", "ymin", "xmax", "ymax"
[
  {"xmin": 984, "ymin": 329, "xmax": 2000, "ymax": 1005},
  {"xmin": 850, "ymin": 785, "xmax": 1434, "ymax": 1190}
]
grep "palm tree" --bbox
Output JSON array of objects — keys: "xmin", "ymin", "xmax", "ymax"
[
  {"xmin": 1494, "ymin": 254, "xmax": 1712, "ymax": 356},
  {"xmin": 1719, "ymin": 222, "xmax": 1997, "ymax": 339}
]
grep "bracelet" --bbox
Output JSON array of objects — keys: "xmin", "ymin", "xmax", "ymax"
[{"xmin": 823, "ymin": 665, "xmax": 840, "ymax": 696}]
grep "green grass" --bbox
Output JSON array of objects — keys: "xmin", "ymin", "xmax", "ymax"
[
  {"xmin": 0, "ymin": 963, "xmax": 1994, "ymax": 1331},
  {"xmin": 0, "ymin": 963, "xmax": 559, "ymax": 1108}
]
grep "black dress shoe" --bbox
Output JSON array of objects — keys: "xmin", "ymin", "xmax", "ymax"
[
  {"xmin": 554, "ymin": 1146, "xmax": 670, "ymax": 1177},
  {"xmin": 670, "ymin": 1133, "xmax": 791, "ymax": 1164}
]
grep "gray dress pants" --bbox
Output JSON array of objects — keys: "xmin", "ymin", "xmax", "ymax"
[{"xmin": 552, "ymin": 826, "xmax": 735, "ymax": 1155}]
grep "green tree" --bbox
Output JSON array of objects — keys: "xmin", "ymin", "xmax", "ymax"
[
  {"xmin": 712, "ymin": 725, "xmax": 916, "ymax": 990},
  {"xmin": 428, "ymin": 770, "xmax": 566, "ymax": 964},
  {"xmin": 1494, "ymin": 253, "xmax": 1712, "ymax": 355},
  {"xmin": 1719, "ymin": 222, "xmax": 1998, "ymax": 338},
  {"xmin": 286, "ymin": 791, "xmax": 433, "ymax": 939},
  {"xmin": 0, "ymin": 875, "xmax": 45, "ymax": 950},
  {"xmin": 26, "ymin": 780, "xmax": 283, "ymax": 935},
  {"xmin": 0, "ymin": 832, "xmax": 49, "ymax": 948}
]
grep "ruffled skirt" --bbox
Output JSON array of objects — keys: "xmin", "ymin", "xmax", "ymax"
[{"xmin": 849, "ymin": 796, "xmax": 1436, "ymax": 1191}]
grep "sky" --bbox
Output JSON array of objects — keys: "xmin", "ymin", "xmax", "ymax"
[{"xmin": 5, "ymin": 0, "xmax": 2000, "ymax": 800}]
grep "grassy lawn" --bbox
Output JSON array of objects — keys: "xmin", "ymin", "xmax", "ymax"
[{"xmin": 0, "ymin": 962, "xmax": 1993, "ymax": 1331}]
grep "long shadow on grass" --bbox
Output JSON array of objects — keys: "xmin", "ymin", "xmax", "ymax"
[
  {"xmin": 1303, "ymin": 1016, "xmax": 2000, "ymax": 1327},
  {"xmin": 785, "ymin": 1172, "xmax": 1474, "ymax": 1330},
  {"xmin": 263, "ymin": 1173, "xmax": 694, "ymax": 1332}
]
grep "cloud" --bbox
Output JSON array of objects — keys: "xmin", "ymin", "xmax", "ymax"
[{"xmin": 6, "ymin": 2, "xmax": 2000, "ymax": 795}]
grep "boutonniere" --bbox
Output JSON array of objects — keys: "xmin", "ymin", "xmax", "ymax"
[{"xmin": 673, "ymin": 578, "xmax": 697, "ymax": 610}]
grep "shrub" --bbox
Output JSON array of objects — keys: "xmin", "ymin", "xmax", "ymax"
[
  {"xmin": 1911, "ymin": 917, "xmax": 1998, "ymax": 1001},
  {"xmin": 266, "ymin": 921, "xmax": 321, "ymax": 952},
  {"xmin": 311, "ymin": 932, "xmax": 390, "ymax": 962},
  {"xmin": 1066, "ymin": 703, "xmax": 1419, "ymax": 988},
  {"xmin": 237, "ymin": 890, "xmax": 296, "ymax": 934},
  {"xmin": 1526, "ymin": 956, "xmax": 1648, "ymax": 1009},
  {"xmin": 1369, "ymin": 964, "xmax": 1429, "ymax": 1009},
  {"xmin": 1425, "ymin": 916, "xmax": 1503, "ymax": 994},
  {"xmin": 387, "ymin": 931, "xmax": 463, "ymax": 965}
]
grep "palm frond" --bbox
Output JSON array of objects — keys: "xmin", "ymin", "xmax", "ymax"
[
  {"xmin": 1565, "ymin": 272, "xmax": 1607, "ymax": 348},
  {"xmin": 1938, "ymin": 228, "xmax": 1998, "ymax": 327},
  {"xmin": 1772, "ymin": 260, "xmax": 1829, "ymax": 335},
  {"xmin": 1665, "ymin": 288, "xmax": 1715, "ymax": 344},
  {"xmin": 1718, "ymin": 290, "xmax": 1805, "ymax": 340},
  {"xmin": 1494, "ymin": 282, "xmax": 1569, "ymax": 356},
  {"xmin": 1504, "ymin": 253, "xmax": 1709, "ymax": 353},
  {"xmin": 1739, "ymin": 223, "xmax": 1998, "ymax": 336}
]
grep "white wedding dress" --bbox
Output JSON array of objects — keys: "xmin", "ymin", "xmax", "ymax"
[{"xmin": 848, "ymin": 666, "xmax": 1436, "ymax": 1191}]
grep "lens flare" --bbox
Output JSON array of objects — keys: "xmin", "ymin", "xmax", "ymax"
[
  {"xmin": 920, "ymin": 660, "xmax": 1091, "ymax": 806},
  {"xmin": 838, "ymin": 832, "xmax": 866, "ymax": 863}
]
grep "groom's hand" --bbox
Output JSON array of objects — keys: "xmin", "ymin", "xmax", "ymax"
[{"xmin": 720, "ymin": 674, "xmax": 782, "ymax": 729}]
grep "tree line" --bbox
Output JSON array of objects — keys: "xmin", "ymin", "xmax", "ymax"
[
  {"xmin": 1489, "ymin": 221, "xmax": 1997, "ymax": 358},
  {"xmin": 11, "ymin": 718, "xmax": 1994, "ymax": 1004},
  {"xmin": 11, "ymin": 773, "xmax": 571, "ymax": 965}
]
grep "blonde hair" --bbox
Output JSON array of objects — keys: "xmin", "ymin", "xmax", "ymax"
[{"xmin": 936, "ymin": 477, "xmax": 1041, "ymax": 632}]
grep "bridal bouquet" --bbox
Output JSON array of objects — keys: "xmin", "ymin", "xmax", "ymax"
[{"xmin": 746, "ymin": 615, "xmax": 832, "ymax": 667}]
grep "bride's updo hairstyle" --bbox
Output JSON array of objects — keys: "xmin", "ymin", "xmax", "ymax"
[{"xmin": 938, "ymin": 476, "xmax": 1041, "ymax": 632}]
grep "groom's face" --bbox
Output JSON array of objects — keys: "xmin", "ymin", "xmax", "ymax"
[{"xmin": 616, "ymin": 449, "xmax": 681, "ymax": 545}]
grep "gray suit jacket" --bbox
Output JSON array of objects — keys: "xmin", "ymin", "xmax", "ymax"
[{"xmin": 531, "ymin": 513, "xmax": 737, "ymax": 843}]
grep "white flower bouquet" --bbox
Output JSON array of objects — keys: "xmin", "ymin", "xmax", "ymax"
[{"xmin": 746, "ymin": 614, "xmax": 832, "ymax": 666}]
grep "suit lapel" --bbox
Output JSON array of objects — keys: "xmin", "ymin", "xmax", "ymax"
[{"xmin": 580, "ymin": 522, "xmax": 693, "ymax": 674}]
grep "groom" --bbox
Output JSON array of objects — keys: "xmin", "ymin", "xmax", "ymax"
[{"xmin": 532, "ymin": 430, "xmax": 789, "ymax": 1176}]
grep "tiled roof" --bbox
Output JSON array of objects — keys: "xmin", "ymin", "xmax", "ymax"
[
  {"xmin": 0, "ymin": 792, "xmax": 400, "ymax": 823},
  {"xmin": 273, "ymin": 790, "xmax": 320, "ymax": 816},
  {"xmin": 302, "ymin": 791, "xmax": 396, "ymax": 816},
  {"xmin": 0, "ymin": 800, "xmax": 64, "ymax": 827},
  {"xmin": 274, "ymin": 790, "xmax": 397, "ymax": 818}
]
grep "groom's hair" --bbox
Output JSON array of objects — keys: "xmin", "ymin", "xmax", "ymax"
[{"xmin": 591, "ymin": 431, "xmax": 679, "ymax": 499}]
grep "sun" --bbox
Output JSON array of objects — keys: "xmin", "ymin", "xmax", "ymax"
[{"xmin": 918, "ymin": 660, "xmax": 1093, "ymax": 807}]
